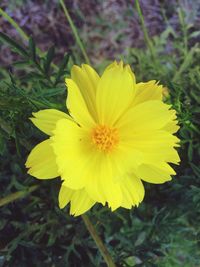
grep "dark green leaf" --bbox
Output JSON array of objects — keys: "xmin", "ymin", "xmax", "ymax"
[
  {"xmin": 190, "ymin": 163, "xmax": 200, "ymax": 178},
  {"xmin": 23, "ymin": 72, "xmax": 45, "ymax": 81},
  {"xmin": 188, "ymin": 141, "xmax": 193, "ymax": 162},
  {"xmin": 44, "ymin": 45, "xmax": 55, "ymax": 74},
  {"xmin": 28, "ymin": 36, "xmax": 36, "ymax": 62},
  {"xmin": 0, "ymin": 32, "xmax": 28, "ymax": 57},
  {"xmin": 12, "ymin": 60, "xmax": 30, "ymax": 67},
  {"xmin": 54, "ymin": 53, "xmax": 70, "ymax": 85},
  {"xmin": 40, "ymin": 87, "xmax": 65, "ymax": 97}
]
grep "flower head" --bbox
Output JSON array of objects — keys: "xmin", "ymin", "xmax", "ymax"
[{"xmin": 26, "ymin": 61, "xmax": 180, "ymax": 216}]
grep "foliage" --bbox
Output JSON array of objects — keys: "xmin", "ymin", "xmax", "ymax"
[{"xmin": 0, "ymin": 2, "xmax": 200, "ymax": 267}]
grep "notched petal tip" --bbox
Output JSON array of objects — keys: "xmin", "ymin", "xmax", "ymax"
[
  {"xmin": 81, "ymin": 63, "xmax": 90, "ymax": 69},
  {"xmin": 71, "ymin": 64, "xmax": 81, "ymax": 75},
  {"xmin": 110, "ymin": 205, "xmax": 119, "ymax": 212}
]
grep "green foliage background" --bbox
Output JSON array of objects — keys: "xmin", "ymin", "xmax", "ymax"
[{"xmin": 0, "ymin": 1, "xmax": 200, "ymax": 266}]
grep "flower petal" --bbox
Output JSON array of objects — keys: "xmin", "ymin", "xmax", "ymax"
[
  {"xmin": 117, "ymin": 100, "xmax": 176, "ymax": 132},
  {"xmin": 51, "ymin": 118, "xmax": 95, "ymax": 189},
  {"xmin": 26, "ymin": 139, "xmax": 59, "ymax": 179},
  {"xmin": 30, "ymin": 109, "xmax": 71, "ymax": 136},
  {"xmin": 96, "ymin": 62, "xmax": 136, "ymax": 126},
  {"xmin": 132, "ymin": 80, "xmax": 163, "ymax": 106},
  {"xmin": 162, "ymin": 120, "xmax": 180, "ymax": 134},
  {"xmin": 122, "ymin": 130, "xmax": 180, "ymax": 164},
  {"xmin": 71, "ymin": 64, "xmax": 100, "ymax": 121},
  {"xmin": 137, "ymin": 162, "xmax": 175, "ymax": 184},
  {"xmin": 66, "ymin": 78, "xmax": 95, "ymax": 128},
  {"xmin": 59, "ymin": 185, "xmax": 95, "ymax": 216},
  {"xmin": 120, "ymin": 174, "xmax": 144, "ymax": 209},
  {"xmin": 130, "ymin": 130, "xmax": 179, "ymax": 153},
  {"xmin": 70, "ymin": 189, "xmax": 95, "ymax": 216},
  {"xmin": 59, "ymin": 184, "xmax": 74, "ymax": 209},
  {"xmin": 85, "ymin": 155, "xmax": 122, "ymax": 210},
  {"xmin": 105, "ymin": 61, "xmax": 136, "ymax": 84}
]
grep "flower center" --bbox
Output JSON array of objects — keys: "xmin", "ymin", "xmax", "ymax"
[{"xmin": 91, "ymin": 125, "xmax": 119, "ymax": 152}]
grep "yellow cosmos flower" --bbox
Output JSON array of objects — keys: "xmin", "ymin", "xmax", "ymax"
[{"xmin": 26, "ymin": 61, "xmax": 180, "ymax": 216}]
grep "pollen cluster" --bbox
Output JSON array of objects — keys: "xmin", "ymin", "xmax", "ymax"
[{"xmin": 91, "ymin": 125, "xmax": 119, "ymax": 152}]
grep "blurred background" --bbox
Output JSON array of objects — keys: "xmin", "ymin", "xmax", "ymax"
[{"xmin": 0, "ymin": 0, "xmax": 200, "ymax": 266}]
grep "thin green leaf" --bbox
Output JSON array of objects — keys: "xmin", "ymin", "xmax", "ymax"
[
  {"xmin": 12, "ymin": 60, "xmax": 30, "ymax": 67},
  {"xmin": 54, "ymin": 53, "xmax": 70, "ymax": 85},
  {"xmin": 0, "ymin": 32, "xmax": 28, "ymax": 57},
  {"xmin": 40, "ymin": 87, "xmax": 65, "ymax": 97},
  {"xmin": 44, "ymin": 45, "xmax": 55, "ymax": 75},
  {"xmin": 28, "ymin": 36, "xmax": 36, "ymax": 62},
  {"xmin": 190, "ymin": 163, "xmax": 200, "ymax": 178}
]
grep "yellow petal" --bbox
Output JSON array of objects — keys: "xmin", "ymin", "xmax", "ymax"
[
  {"xmin": 59, "ymin": 185, "xmax": 95, "ymax": 216},
  {"xmin": 120, "ymin": 174, "xmax": 144, "ymax": 209},
  {"xmin": 125, "ymin": 64, "xmax": 136, "ymax": 84},
  {"xmin": 96, "ymin": 61, "xmax": 136, "ymax": 126},
  {"xmin": 51, "ymin": 118, "xmax": 95, "ymax": 189},
  {"xmin": 59, "ymin": 184, "xmax": 74, "ymax": 209},
  {"xmin": 143, "ymin": 148, "xmax": 180, "ymax": 165},
  {"xmin": 26, "ymin": 139, "xmax": 59, "ymax": 179},
  {"xmin": 122, "ymin": 129, "xmax": 179, "ymax": 146},
  {"xmin": 70, "ymin": 189, "xmax": 95, "ymax": 216},
  {"xmin": 137, "ymin": 162, "xmax": 175, "ymax": 184},
  {"xmin": 132, "ymin": 80, "xmax": 163, "ymax": 106},
  {"xmin": 71, "ymin": 64, "xmax": 100, "ymax": 121},
  {"xmin": 30, "ymin": 109, "xmax": 71, "ymax": 135},
  {"xmin": 105, "ymin": 61, "xmax": 136, "ymax": 84},
  {"xmin": 117, "ymin": 100, "xmax": 176, "ymax": 132},
  {"xmin": 124, "ymin": 130, "xmax": 179, "ymax": 164},
  {"xmin": 85, "ymin": 155, "xmax": 122, "ymax": 210},
  {"xmin": 162, "ymin": 120, "xmax": 180, "ymax": 134},
  {"xmin": 66, "ymin": 78, "xmax": 95, "ymax": 128},
  {"xmin": 104, "ymin": 61, "xmax": 118, "ymax": 71}
]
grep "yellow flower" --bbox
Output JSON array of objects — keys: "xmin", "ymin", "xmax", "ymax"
[{"xmin": 26, "ymin": 61, "xmax": 180, "ymax": 216}]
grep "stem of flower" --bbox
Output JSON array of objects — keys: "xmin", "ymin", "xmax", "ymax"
[
  {"xmin": 135, "ymin": 0, "xmax": 155, "ymax": 60},
  {"xmin": 59, "ymin": 0, "xmax": 91, "ymax": 65},
  {"xmin": 82, "ymin": 214, "xmax": 117, "ymax": 267},
  {"xmin": 0, "ymin": 7, "xmax": 29, "ymax": 41},
  {"xmin": 0, "ymin": 185, "xmax": 39, "ymax": 207}
]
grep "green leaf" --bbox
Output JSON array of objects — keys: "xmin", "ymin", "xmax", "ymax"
[
  {"xmin": 54, "ymin": 53, "xmax": 70, "ymax": 85},
  {"xmin": 40, "ymin": 87, "xmax": 65, "ymax": 97},
  {"xmin": 44, "ymin": 45, "xmax": 55, "ymax": 75},
  {"xmin": 8, "ymin": 71, "xmax": 16, "ymax": 85},
  {"xmin": 0, "ymin": 32, "xmax": 28, "ymax": 57},
  {"xmin": 0, "ymin": 134, "xmax": 6, "ymax": 156},
  {"xmin": 23, "ymin": 72, "xmax": 45, "ymax": 81},
  {"xmin": 28, "ymin": 36, "xmax": 36, "ymax": 62},
  {"xmin": 12, "ymin": 60, "xmax": 30, "ymax": 67},
  {"xmin": 189, "ymin": 30, "xmax": 200, "ymax": 39},
  {"xmin": 188, "ymin": 141, "xmax": 193, "ymax": 162},
  {"xmin": 190, "ymin": 163, "xmax": 200, "ymax": 178}
]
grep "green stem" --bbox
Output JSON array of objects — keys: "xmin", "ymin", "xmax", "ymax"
[
  {"xmin": 0, "ymin": 7, "xmax": 29, "ymax": 41},
  {"xmin": 172, "ymin": 44, "xmax": 198, "ymax": 83},
  {"xmin": 135, "ymin": 0, "xmax": 155, "ymax": 60},
  {"xmin": 0, "ymin": 185, "xmax": 39, "ymax": 207},
  {"xmin": 82, "ymin": 214, "xmax": 117, "ymax": 267},
  {"xmin": 59, "ymin": 0, "xmax": 90, "ymax": 64},
  {"xmin": 178, "ymin": 6, "xmax": 188, "ymax": 55}
]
